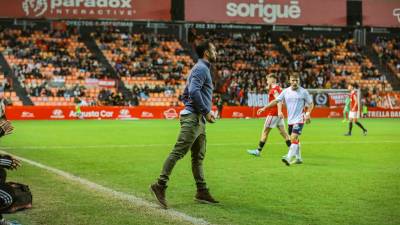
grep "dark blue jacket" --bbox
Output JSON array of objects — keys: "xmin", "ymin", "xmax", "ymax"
[{"xmin": 182, "ymin": 59, "xmax": 213, "ymax": 115}]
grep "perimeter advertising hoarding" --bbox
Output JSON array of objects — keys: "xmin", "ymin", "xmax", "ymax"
[
  {"xmin": 6, "ymin": 106, "xmax": 400, "ymax": 120},
  {"xmin": 0, "ymin": 0, "xmax": 171, "ymax": 20},
  {"xmin": 185, "ymin": 0, "xmax": 346, "ymax": 26},
  {"xmin": 363, "ymin": 0, "xmax": 400, "ymax": 27}
]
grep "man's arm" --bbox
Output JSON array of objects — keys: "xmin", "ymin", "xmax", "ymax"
[
  {"xmin": 188, "ymin": 67, "xmax": 208, "ymax": 115},
  {"xmin": 304, "ymin": 91, "xmax": 314, "ymax": 124},
  {"xmin": 257, "ymin": 99, "xmax": 279, "ymax": 115},
  {"xmin": 305, "ymin": 102, "xmax": 314, "ymax": 123},
  {"xmin": 188, "ymin": 67, "xmax": 215, "ymax": 123},
  {"xmin": 306, "ymin": 102, "xmax": 314, "ymax": 114},
  {"xmin": 274, "ymin": 91, "xmax": 284, "ymax": 118}
]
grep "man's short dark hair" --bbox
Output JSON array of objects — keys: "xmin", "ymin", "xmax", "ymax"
[
  {"xmin": 351, "ymin": 83, "xmax": 359, "ymax": 89},
  {"xmin": 196, "ymin": 40, "xmax": 211, "ymax": 58}
]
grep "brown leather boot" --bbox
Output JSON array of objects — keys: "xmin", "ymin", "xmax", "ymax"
[
  {"xmin": 195, "ymin": 188, "xmax": 219, "ymax": 204},
  {"xmin": 149, "ymin": 183, "xmax": 168, "ymax": 209}
]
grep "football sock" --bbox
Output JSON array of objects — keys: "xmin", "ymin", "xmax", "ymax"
[
  {"xmin": 257, "ymin": 141, "xmax": 266, "ymax": 151},
  {"xmin": 285, "ymin": 140, "xmax": 291, "ymax": 147},
  {"xmin": 348, "ymin": 122, "xmax": 353, "ymax": 134},
  {"xmin": 287, "ymin": 141, "xmax": 299, "ymax": 159},
  {"xmin": 295, "ymin": 142, "xmax": 302, "ymax": 160},
  {"xmin": 355, "ymin": 122, "xmax": 366, "ymax": 132}
]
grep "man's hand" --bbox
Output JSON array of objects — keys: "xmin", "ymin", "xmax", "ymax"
[
  {"xmin": 1, "ymin": 155, "xmax": 21, "ymax": 170},
  {"xmin": 305, "ymin": 112, "xmax": 311, "ymax": 124},
  {"xmin": 10, "ymin": 156, "xmax": 21, "ymax": 170},
  {"xmin": 278, "ymin": 111, "xmax": 284, "ymax": 119},
  {"xmin": 257, "ymin": 108, "xmax": 265, "ymax": 115},
  {"xmin": 205, "ymin": 112, "xmax": 216, "ymax": 123},
  {"xmin": 0, "ymin": 119, "xmax": 14, "ymax": 135}
]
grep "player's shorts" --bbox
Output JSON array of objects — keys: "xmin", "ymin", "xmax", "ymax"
[
  {"xmin": 288, "ymin": 123, "xmax": 304, "ymax": 135},
  {"xmin": 264, "ymin": 116, "xmax": 285, "ymax": 128},
  {"xmin": 349, "ymin": 111, "xmax": 359, "ymax": 119}
]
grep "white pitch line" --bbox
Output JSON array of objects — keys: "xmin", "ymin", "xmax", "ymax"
[
  {"xmin": 0, "ymin": 150, "xmax": 213, "ymax": 225},
  {"xmin": 3, "ymin": 140, "xmax": 400, "ymax": 150}
]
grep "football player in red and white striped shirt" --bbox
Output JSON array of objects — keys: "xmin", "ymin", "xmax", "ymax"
[{"xmin": 247, "ymin": 73, "xmax": 291, "ymax": 157}]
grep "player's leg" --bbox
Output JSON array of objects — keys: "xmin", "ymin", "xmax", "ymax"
[
  {"xmin": 282, "ymin": 133, "xmax": 299, "ymax": 166},
  {"xmin": 295, "ymin": 142, "xmax": 303, "ymax": 164},
  {"xmin": 282, "ymin": 125, "xmax": 293, "ymax": 166},
  {"xmin": 248, "ymin": 127, "xmax": 271, "ymax": 156},
  {"xmin": 291, "ymin": 126, "xmax": 303, "ymax": 164},
  {"xmin": 282, "ymin": 124, "xmax": 303, "ymax": 166},
  {"xmin": 277, "ymin": 119, "xmax": 291, "ymax": 147},
  {"xmin": 354, "ymin": 118, "xmax": 367, "ymax": 135},
  {"xmin": 290, "ymin": 124, "xmax": 304, "ymax": 162},
  {"xmin": 351, "ymin": 111, "xmax": 367, "ymax": 135},
  {"xmin": 345, "ymin": 112, "xmax": 356, "ymax": 136},
  {"xmin": 247, "ymin": 116, "xmax": 274, "ymax": 156},
  {"xmin": 346, "ymin": 119, "xmax": 353, "ymax": 136}
]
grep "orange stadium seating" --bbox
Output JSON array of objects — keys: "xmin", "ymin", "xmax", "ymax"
[{"xmin": 0, "ymin": 28, "xmax": 119, "ymax": 106}]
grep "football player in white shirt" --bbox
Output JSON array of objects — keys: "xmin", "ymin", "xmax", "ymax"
[{"xmin": 258, "ymin": 73, "xmax": 314, "ymax": 165}]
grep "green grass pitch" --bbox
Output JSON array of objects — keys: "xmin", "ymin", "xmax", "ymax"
[{"xmin": 1, "ymin": 118, "xmax": 399, "ymax": 225}]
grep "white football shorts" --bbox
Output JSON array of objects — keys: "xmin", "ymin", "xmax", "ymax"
[
  {"xmin": 349, "ymin": 111, "xmax": 359, "ymax": 119},
  {"xmin": 264, "ymin": 115, "xmax": 285, "ymax": 128}
]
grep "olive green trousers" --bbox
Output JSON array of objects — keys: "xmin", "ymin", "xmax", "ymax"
[{"xmin": 158, "ymin": 113, "xmax": 207, "ymax": 190}]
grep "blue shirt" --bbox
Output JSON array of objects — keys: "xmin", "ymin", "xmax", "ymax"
[{"xmin": 182, "ymin": 59, "xmax": 214, "ymax": 116}]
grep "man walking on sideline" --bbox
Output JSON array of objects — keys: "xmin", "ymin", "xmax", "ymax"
[{"xmin": 150, "ymin": 40, "xmax": 219, "ymax": 209}]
